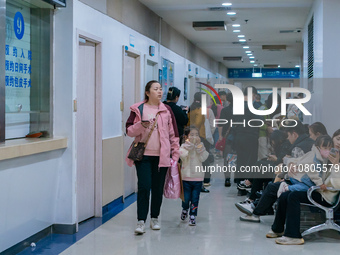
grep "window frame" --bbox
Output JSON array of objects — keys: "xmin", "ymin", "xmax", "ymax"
[{"xmin": 0, "ymin": 1, "xmax": 53, "ymax": 142}]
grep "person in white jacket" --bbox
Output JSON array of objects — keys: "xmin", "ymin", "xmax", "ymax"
[{"xmin": 179, "ymin": 126, "xmax": 209, "ymax": 226}]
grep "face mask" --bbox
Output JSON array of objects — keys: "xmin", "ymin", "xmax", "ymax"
[{"xmin": 320, "ymin": 149, "xmax": 330, "ymax": 159}]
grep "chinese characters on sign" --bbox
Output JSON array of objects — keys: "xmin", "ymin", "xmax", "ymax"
[{"xmin": 5, "ymin": 45, "xmax": 32, "ymax": 89}]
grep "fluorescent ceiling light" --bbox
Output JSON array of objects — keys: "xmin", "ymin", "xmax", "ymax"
[
  {"xmin": 250, "ymin": 61, "xmax": 255, "ymax": 63},
  {"xmin": 222, "ymin": 3, "xmax": 232, "ymax": 6},
  {"xmin": 295, "ymin": 65, "xmax": 300, "ymax": 68},
  {"xmin": 238, "ymin": 35, "xmax": 245, "ymax": 38},
  {"xmin": 233, "ymin": 30, "xmax": 240, "ymax": 33},
  {"xmin": 243, "ymin": 46, "xmax": 249, "ymax": 49},
  {"xmin": 245, "ymin": 51, "xmax": 251, "ymax": 53},
  {"xmin": 227, "ymin": 12, "xmax": 236, "ymax": 15},
  {"xmin": 249, "ymin": 56, "xmax": 255, "ymax": 59},
  {"xmin": 232, "ymin": 24, "xmax": 241, "ymax": 27},
  {"xmin": 247, "ymin": 53, "xmax": 252, "ymax": 56},
  {"xmin": 254, "ymin": 64, "xmax": 258, "ymax": 66},
  {"xmin": 239, "ymin": 39, "xmax": 246, "ymax": 42}
]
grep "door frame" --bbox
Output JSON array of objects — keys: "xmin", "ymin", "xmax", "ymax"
[
  {"xmin": 121, "ymin": 45, "xmax": 141, "ymax": 132},
  {"xmin": 75, "ymin": 29, "xmax": 103, "ymax": 225},
  {"xmin": 122, "ymin": 45, "xmax": 141, "ymax": 200},
  {"xmin": 144, "ymin": 55, "xmax": 158, "ymax": 85}
]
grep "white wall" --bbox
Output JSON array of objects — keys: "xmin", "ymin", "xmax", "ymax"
[
  {"xmin": 0, "ymin": 151, "xmax": 65, "ymax": 252},
  {"xmin": 73, "ymin": 0, "xmax": 227, "ymax": 139},
  {"xmin": 302, "ymin": 0, "xmax": 340, "ymax": 135},
  {"xmin": 0, "ymin": 1, "xmax": 75, "ymax": 252}
]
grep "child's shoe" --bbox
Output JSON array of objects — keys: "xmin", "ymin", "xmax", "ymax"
[
  {"xmin": 181, "ymin": 209, "xmax": 188, "ymax": 221},
  {"xmin": 189, "ymin": 215, "xmax": 196, "ymax": 226}
]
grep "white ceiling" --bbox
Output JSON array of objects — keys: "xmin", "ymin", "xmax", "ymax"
[{"xmin": 139, "ymin": 0, "xmax": 314, "ymax": 69}]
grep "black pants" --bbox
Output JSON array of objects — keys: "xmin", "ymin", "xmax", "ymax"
[
  {"xmin": 247, "ymin": 159, "xmax": 276, "ymax": 200},
  {"xmin": 248, "ymin": 178, "xmax": 271, "ymax": 201},
  {"xmin": 271, "ymin": 190, "xmax": 331, "ymax": 238},
  {"xmin": 134, "ymin": 156, "xmax": 168, "ymax": 221},
  {"xmin": 253, "ymin": 182, "xmax": 281, "ymax": 216},
  {"xmin": 234, "ymin": 134, "xmax": 258, "ymax": 183}
]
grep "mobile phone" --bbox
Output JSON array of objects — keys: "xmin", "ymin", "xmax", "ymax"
[{"xmin": 330, "ymin": 148, "xmax": 339, "ymax": 157}]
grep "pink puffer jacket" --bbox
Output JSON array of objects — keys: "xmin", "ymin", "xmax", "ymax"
[{"xmin": 125, "ymin": 101, "xmax": 180, "ymax": 168}]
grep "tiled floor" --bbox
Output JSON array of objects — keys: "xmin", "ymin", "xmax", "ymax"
[
  {"xmin": 59, "ymin": 172, "xmax": 340, "ymax": 255},
  {"xmin": 20, "ymin": 157, "xmax": 340, "ymax": 255}
]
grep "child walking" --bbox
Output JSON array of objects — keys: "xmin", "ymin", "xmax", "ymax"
[
  {"xmin": 277, "ymin": 135, "xmax": 333, "ymax": 197},
  {"xmin": 179, "ymin": 126, "xmax": 209, "ymax": 226}
]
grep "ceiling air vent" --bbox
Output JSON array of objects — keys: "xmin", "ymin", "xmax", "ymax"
[
  {"xmin": 262, "ymin": 45, "xmax": 286, "ymax": 51},
  {"xmin": 208, "ymin": 7, "xmax": 231, "ymax": 11},
  {"xmin": 264, "ymin": 64, "xmax": 280, "ymax": 68},
  {"xmin": 223, "ymin": 56, "xmax": 243, "ymax": 61},
  {"xmin": 193, "ymin": 21, "xmax": 227, "ymax": 31},
  {"xmin": 280, "ymin": 29, "xmax": 302, "ymax": 33}
]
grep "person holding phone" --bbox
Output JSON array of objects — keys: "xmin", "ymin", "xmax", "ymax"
[
  {"xmin": 267, "ymin": 129, "xmax": 340, "ymax": 245},
  {"xmin": 125, "ymin": 80, "xmax": 180, "ymax": 234}
]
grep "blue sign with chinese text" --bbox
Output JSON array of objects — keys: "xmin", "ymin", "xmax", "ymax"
[{"xmin": 228, "ymin": 68, "xmax": 300, "ymax": 79}]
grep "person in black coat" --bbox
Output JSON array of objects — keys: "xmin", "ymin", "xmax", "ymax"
[
  {"xmin": 163, "ymin": 87, "xmax": 189, "ymax": 141},
  {"xmin": 235, "ymin": 121, "xmax": 315, "ymax": 222}
]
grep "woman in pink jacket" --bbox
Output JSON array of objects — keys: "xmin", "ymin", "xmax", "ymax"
[{"xmin": 125, "ymin": 80, "xmax": 180, "ymax": 234}]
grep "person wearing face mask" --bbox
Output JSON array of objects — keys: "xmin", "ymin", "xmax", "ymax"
[
  {"xmin": 277, "ymin": 135, "xmax": 333, "ymax": 197},
  {"xmin": 266, "ymin": 129, "xmax": 340, "ymax": 245}
]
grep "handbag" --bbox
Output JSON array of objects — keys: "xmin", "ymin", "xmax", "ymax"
[
  {"xmin": 164, "ymin": 159, "xmax": 183, "ymax": 199},
  {"xmin": 215, "ymin": 137, "xmax": 226, "ymax": 151},
  {"xmin": 127, "ymin": 113, "xmax": 159, "ymax": 161}
]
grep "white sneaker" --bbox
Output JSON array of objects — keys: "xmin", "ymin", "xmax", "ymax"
[
  {"xmin": 239, "ymin": 214, "xmax": 260, "ymax": 223},
  {"xmin": 135, "ymin": 220, "xmax": 145, "ymax": 234},
  {"xmin": 235, "ymin": 200, "xmax": 254, "ymax": 215},
  {"xmin": 277, "ymin": 182, "xmax": 289, "ymax": 198},
  {"xmin": 150, "ymin": 218, "xmax": 161, "ymax": 230},
  {"xmin": 275, "ymin": 236, "xmax": 304, "ymax": 245},
  {"xmin": 266, "ymin": 229, "xmax": 284, "ymax": 238}
]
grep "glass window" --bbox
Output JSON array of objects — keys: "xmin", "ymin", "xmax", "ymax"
[{"xmin": 4, "ymin": 0, "xmax": 52, "ymax": 140}]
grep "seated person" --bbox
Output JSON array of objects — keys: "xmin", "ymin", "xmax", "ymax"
[
  {"xmin": 236, "ymin": 130, "xmax": 290, "ymax": 206},
  {"xmin": 235, "ymin": 121, "xmax": 314, "ymax": 222},
  {"xmin": 277, "ymin": 135, "xmax": 333, "ymax": 197},
  {"xmin": 266, "ymin": 129, "xmax": 340, "ymax": 245}
]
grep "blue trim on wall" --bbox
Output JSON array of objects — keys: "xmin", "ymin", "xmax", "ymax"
[{"xmin": 17, "ymin": 193, "xmax": 137, "ymax": 255}]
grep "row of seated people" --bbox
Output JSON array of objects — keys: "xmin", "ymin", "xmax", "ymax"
[{"xmin": 226, "ymin": 121, "xmax": 340, "ymax": 245}]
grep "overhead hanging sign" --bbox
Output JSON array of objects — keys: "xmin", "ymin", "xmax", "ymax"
[{"xmin": 228, "ymin": 68, "xmax": 300, "ymax": 79}]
